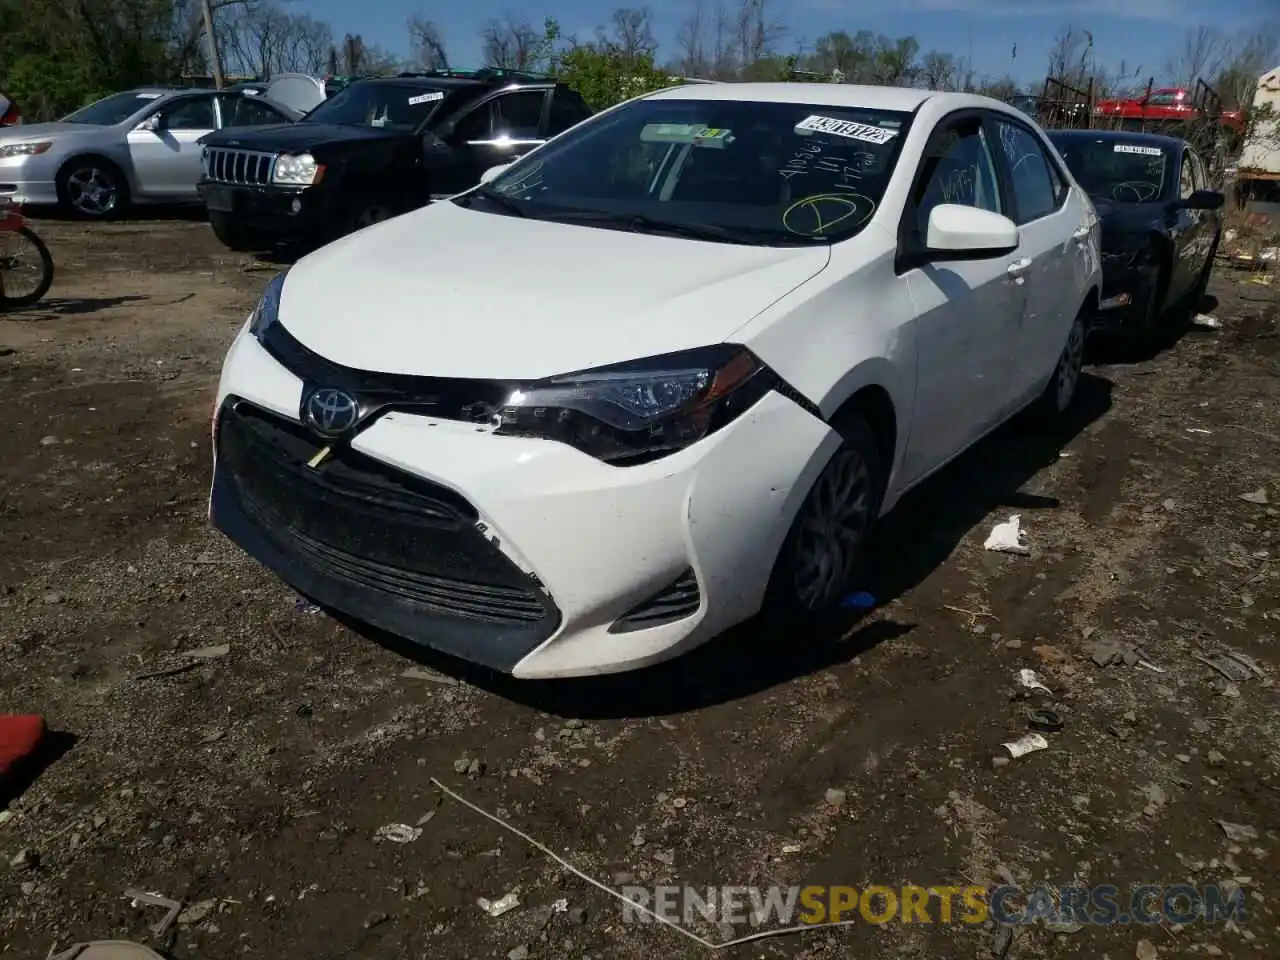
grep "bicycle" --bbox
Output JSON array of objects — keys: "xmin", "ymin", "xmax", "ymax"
[{"xmin": 0, "ymin": 197, "xmax": 54, "ymax": 310}]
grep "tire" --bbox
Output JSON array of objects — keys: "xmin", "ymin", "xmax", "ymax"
[
  {"xmin": 765, "ymin": 415, "xmax": 885, "ymax": 622},
  {"xmin": 209, "ymin": 211, "xmax": 272, "ymax": 253},
  {"xmin": 343, "ymin": 200, "xmax": 393, "ymax": 238},
  {"xmin": 1188, "ymin": 233, "xmax": 1219, "ymax": 307},
  {"xmin": 1031, "ymin": 309, "xmax": 1087, "ymax": 421},
  {"xmin": 0, "ymin": 226, "xmax": 55, "ymax": 309},
  {"xmin": 56, "ymin": 158, "xmax": 129, "ymax": 219}
]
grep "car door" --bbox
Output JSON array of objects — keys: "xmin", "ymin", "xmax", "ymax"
[
  {"xmin": 1185, "ymin": 148, "xmax": 1216, "ymax": 279},
  {"xmin": 216, "ymin": 93, "xmax": 294, "ymax": 130},
  {"xmin": 1168, "ymin": 149, "xmax": 1201, "ymax": 300},
  {"xmin": 431, "ymin": 88, "xmax": 551, "ymax": 198},
  {"xmin": 898, "ymin": 112, "xmax": 1026, "ymax": 485},
  {"xmin": 127, "ymin": 94, "xmax": 217, "ymax": 199},
  {"xmin": 988, "ymin": 114, "xmax": 1079, "ymax": 410}
]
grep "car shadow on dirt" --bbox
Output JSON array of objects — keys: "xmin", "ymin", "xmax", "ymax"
[
  {"xmin": 350, "ymin": 370, "xmax": 1114, "ymax": 718},
  {"xmin": 21, "ymin": 204, "xmax": 208, "ymax": 223},
  {"xmin": 0, "ymin": 295, "xmax": 149, "ymax": 318}
]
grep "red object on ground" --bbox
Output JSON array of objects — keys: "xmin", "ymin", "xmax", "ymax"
[{"xmin": 0, "ymin": 715, "xmax": 45, "ymax": 778}]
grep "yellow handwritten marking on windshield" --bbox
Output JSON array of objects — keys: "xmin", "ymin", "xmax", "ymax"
[{"xmin": 782, "ymin": 193, "xmax": 873, "ymax": 236}]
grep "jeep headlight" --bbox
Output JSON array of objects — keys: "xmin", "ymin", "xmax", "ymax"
[{"xmin": 272, "ymin": 153, "xmax": 324, "ymax": 186}]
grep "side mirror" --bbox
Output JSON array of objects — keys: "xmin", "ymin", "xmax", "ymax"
[
  {"xmin": 479, "ymin": 163, "xmax": 512, "ymax": 185},
  {"xmin": 134, "ymin": 113, "xmax": 162, "ymax": 133},
  {"xmin": 924, "ymin": 204, "xmax": 1019, "ymax": 259},
  {"xmin": 1176, "ymin": 189, "xmax": 1224, "ymax": 211}
]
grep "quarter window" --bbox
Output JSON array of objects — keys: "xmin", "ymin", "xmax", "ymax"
[
  {"xmin": 547, "ymin": 91, "xmax": 593, "ymax": 136},
  {"xmin": 994, "ymin": 120, "xmax": 1060, "ymax": 223}
]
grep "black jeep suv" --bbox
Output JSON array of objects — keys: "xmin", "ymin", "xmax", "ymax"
[{"xmin": 196, "ymin": 69, "xmax": 594, "ymax": 251}]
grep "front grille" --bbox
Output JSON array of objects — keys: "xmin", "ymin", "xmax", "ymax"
[
  {"xmin": 218, "ymin": 400, "xmax": 551, "ymax": 625},
  {"xmin": 205, "ymin": 147, "xmax": 276, "ymax": 186},
  {"xmin": 609, "ymin": 569, "xmax": 701, "ymax": 633}
]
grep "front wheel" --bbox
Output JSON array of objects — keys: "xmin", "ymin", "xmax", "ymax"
[
  {"xmin": 0, "ymin": 226, "xmax": 55, "ymax": 309},
  {"xmin": 765, "ymin": 415, "xmax": 885, "ymax": 621}
]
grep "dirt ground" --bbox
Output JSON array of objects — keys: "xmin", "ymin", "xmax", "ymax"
[{"xmin": 1, "ymin": 214, "xmax": 1278, "ymax": 960}]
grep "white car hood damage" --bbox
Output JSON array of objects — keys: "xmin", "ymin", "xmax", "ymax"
[{"xmin": 278, "ymin": 200, "xmax": 831, "ymax": 380}]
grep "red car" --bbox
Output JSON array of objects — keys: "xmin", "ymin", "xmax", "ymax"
[{"xmin": 1093, "ymin": 87, "xmax": 1243, "ymax": 132}]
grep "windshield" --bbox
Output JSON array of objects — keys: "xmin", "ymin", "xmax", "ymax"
[
  {"xmin": 63, "ymin": 91, "xmax": 164, "ymax": 125},
  {"xmin": 1048, "ymin": 136, "xmax": 1173, "ymax": 203},
  {"xmin": 475, "ymin": 98, "xmax": 913, "ymax": 245},
  {"xmin": 302, "ymin": 82, "xmax": 446, "ymax": 131}
]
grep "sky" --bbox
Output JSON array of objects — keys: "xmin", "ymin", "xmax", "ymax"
[{"xmin": 295, "ymin": 0, "xmax": 1268, "ymax": 87}]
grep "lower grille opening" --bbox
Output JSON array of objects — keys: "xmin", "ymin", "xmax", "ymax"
[
  {"xmin": 218, "ymin": 399, "xmax": 556, "ymax": 627},
  {"xmin": 609, "ymin": 568, "xmax": 701, "ymax": 633}
]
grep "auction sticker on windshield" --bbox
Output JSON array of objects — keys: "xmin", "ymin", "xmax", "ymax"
[
  {"xmin": 1114, "ymin": 144, "xmax": 1164, "ymax": 156},
  {"xmin": 794, "ymin": 115, "xmax": 897, "ymax": 144},
  {"xmin": 408, "ymin": 91, "xmax": 445, "ymax": 105},
  {"xmin": 640, "ymin": 123, "xmax": 735, "ymax": 148}
]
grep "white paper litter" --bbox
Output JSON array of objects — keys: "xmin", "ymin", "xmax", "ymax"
[
  {"xmin": 984, "ymin": 515, "xmax": 1030, "ymax": 555},
  {"xmin": 1193, "ymin": 313, "xmax": 1222, "ymax": 329},
  {"xmin": 375, "ymin": 823, "xmax": 422, "ymax": 844},
  {"xmin": 1017, "ymin": 668, "xmax": 1052, "ymax": 694},
  {"xmin": 478, "ymin": 892, "xmax": 521, "ymax": 917},
  {"xmin": 1002, "ymin": 732, "xmax": 1049, "ymax": 758}
]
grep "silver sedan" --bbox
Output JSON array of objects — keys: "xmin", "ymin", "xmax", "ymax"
[{"xmin": 0, "ymin": 88, "xmax": 301, "ymax": 218}]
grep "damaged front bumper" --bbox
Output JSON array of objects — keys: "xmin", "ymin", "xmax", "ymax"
[{"xmin": 1094, "ymin": 255, "xmax": 1159, "ymax": 329}]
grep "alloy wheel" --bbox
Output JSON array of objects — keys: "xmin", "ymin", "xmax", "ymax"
[
  {"xmin": 66, "ymin": 167, "xmax": 118, "ymax": 217},
  {"xmin": 792, "ymin": 447, "xmax": 872, "ymax": 610}
]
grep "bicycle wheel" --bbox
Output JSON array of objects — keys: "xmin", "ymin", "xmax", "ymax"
[{"xmin": 0, "ymin": 226, "xmax": 54, "ymax": 308}]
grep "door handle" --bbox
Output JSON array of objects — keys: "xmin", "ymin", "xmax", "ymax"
[{"xmin": 1007, "ymin": 257, "xmax": 1032, "ymax": 276}]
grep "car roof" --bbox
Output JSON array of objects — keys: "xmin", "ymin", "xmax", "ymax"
[
  {"xmin": 1047, "ymin": 128, "xmax": 1187, "ymax": 151},
  {"xmin": 644, "ymin": 81, "xmax": 938, "ymax": 112}
]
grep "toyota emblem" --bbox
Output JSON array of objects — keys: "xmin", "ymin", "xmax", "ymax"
[{"xmin": 304, "ymin": 387, "xmax": 359, "ymax": 437}]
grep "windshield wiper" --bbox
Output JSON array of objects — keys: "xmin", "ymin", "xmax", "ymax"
[
  {"xmin": 542, "ymin": 210, "xmax": 812, "ymax": 246},
  {"xmin": 456, "ymin": 187, "xmax": 526, "ymax": 218}
]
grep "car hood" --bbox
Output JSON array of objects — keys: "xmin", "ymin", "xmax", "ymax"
[
  {"xmin": 202, "ymin": 122, "xmax": 400, "ymax": 152},
  {"xmin": 0, "ymin": 121, "xmax": 105, "ymax": 142},
  {"xmin": 277, "ymin": 200, "xmax": 832, "ymax": 380},
  {"xmin": 1089, "ymin": 196, "xmax": 1168, "ymax": 250}
]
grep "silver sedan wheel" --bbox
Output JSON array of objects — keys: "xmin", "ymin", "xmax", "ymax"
[
  {"xmin": 1055, "ymin": 315, "xmax": 1085, "ymax": 412},
  {"xmin": 792, "ymin": 447, "xmax": 872, "ymax": 611},
  {"xmin": 65, "ymin": 167, "xmax": 119, "ymax": 217}
]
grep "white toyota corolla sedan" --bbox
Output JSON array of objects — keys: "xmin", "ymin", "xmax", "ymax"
[{"xmin": 210, "ymin": 82, "xmax": 1101, "ymax": 679}]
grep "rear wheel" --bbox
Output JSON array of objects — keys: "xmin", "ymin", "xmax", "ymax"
[
  {"xmin": 766, "ymin": 415, "xmax": 885, "ymax": 622},
  {"xmin": 0, "ymin": 226, "xmax": 54, "ymax": 309},
  {"xmin": 1031, "ymin": 309, "xmax": 1086, "ymax": 421},
  {"xmin": 209, "ymin": 212, "xmax": 272, "ymax": 253}
]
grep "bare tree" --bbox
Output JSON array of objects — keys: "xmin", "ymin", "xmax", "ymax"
[
  {"xmin": 1046, "ymin": 24, "xmax": 1094, "ymax": 90},
  {"xmin": 733, "ymin": 0, "xmax": 785, "ymax": 72},
  {"xmin": 673, "ymin": 1, "xmax": 709, "ymax": 76},
  {"xmin": 920, "ymin": 50, "xmax": 957, "ymax": 91},
  {"xmin": 407, "ymin": 14, "xmax": 448, "ymax": 70},
  {"xmin": 1212, "ymin": 23, "xmax": 1280, "ymax": 108},
  {"xmin": 1165, "ymin": 26, "xmax": 1227, "ymax": 89},
  {"xmin": 480, "ymin": 12, "xmax": 553, "ymax": 70},
  {"xmin": 610, "ymin": 7, "xmax": 656, "ymax": 60},
  {"xmin": 219, "ymin": 0, "xmax": 332, "ymax": 78}
]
